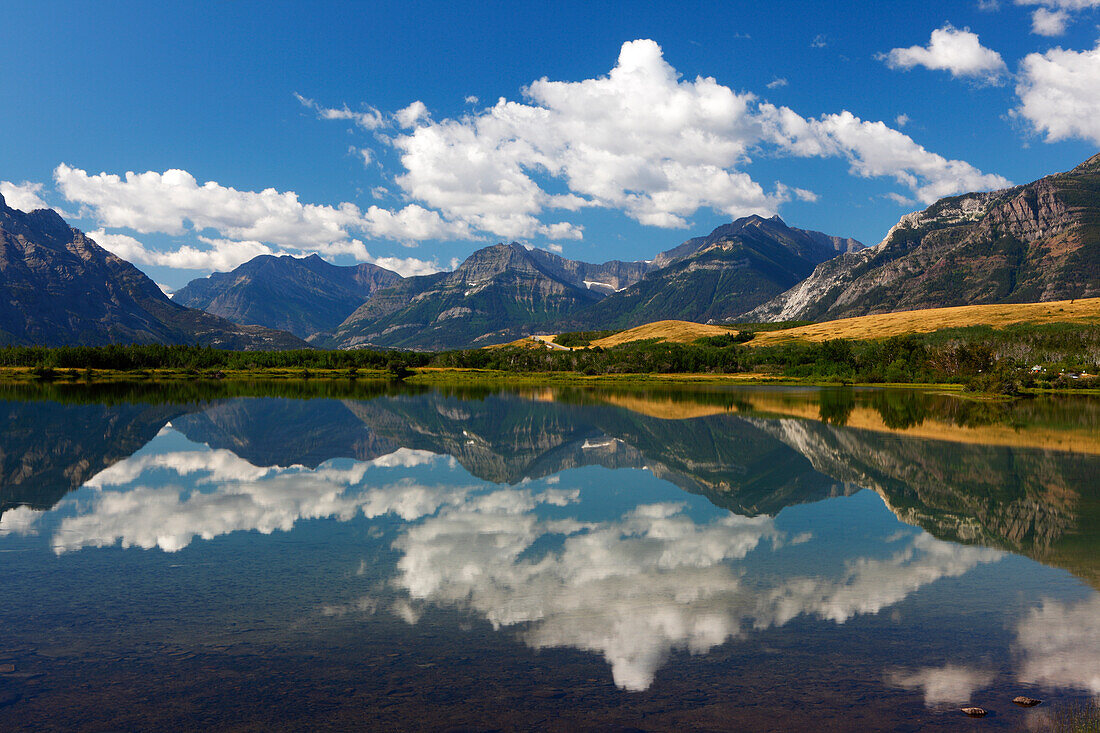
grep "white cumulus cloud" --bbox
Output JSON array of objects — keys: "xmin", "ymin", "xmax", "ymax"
[
  {"xmin": 56, "ymin": 164, "xmax": 471, "ymax": 249},
  {"xmin": 763, "ymin": 108, "xmax": 1012, "ymax": 204},
  {"xmin": 1016, "ymin": 0, "xmax": 1100, "ymax": 34},
  {"xmin": 55, "ymin": 164, "xmax": 471, "ymax": 274},
  {"xmin": 0, "ymin": 505, "xmax": 41, "ymax": 536},
  {"xmin": 883, "ymin": 24, "xmax": 1007, "ymax": 81},
  {"xmin": 52, "ymin": 441, "xmax": 469, "ymax": 554},
  {"xmin": 1015, "ymin": 40, "xmax": 1100, "ymax": 145},
  {"xmin": 1016, "ymin": 1, "xmax": 1100, "ymax": 9},
  {"xmin": 362, "ymin": 39, "xmax": 1006, "ymax": 236},
  {"xmin": 91, "ymin": 229, "xmax": 285, "ymax": 272},
  {"xmin": 885, "ymin": 192, "xmax": 916, "ymax": 206},
  {"xmin": 1031, "ymin": 6, "xmax": 1071, "ymax": 33},
  {"xmin": 0, "ymin": 180, "xmax": 50, "ymax": 212},
  {"xmin": 390, "ymin": 39, "xmax": 776, "ymax": 234},
  {"xmin": 363, "ymin": 254, "xmax": 449, "ymax": 277},
  {"xmin": 391, "ymin": 493, "xmax": 1003, "ymax": 691},
  {"xmin": 886, "ymin": 664, "xmax": 996, "ymax": 706},
  {"xmin": 89, "ymin": 228, "xmax": 443, "ymax": 277},
  {"xmin": 1015, "ymin": 595, "xmax": 1100, "ymax": 694}
]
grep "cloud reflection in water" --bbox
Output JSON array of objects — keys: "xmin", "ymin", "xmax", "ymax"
[
  {"xmin": 1016, "ymin": 596, "xmax": 1100, "ymax": 696},
  {"xmin": 30, "ymin": 426, "xmax": 1011, "ymax": 692},
  {"xmin": 50, "ymin": 438, "xmax": 465, "ymax": 553},
  {"xmin": 391, "ymin": 492, "xmax": 1003, "ymax": 690}
]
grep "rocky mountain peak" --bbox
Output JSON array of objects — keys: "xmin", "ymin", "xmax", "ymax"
[
  {"xmin": 452, "ymin": 242, "xmax": 538, "ymax": 281},
  {"xmin": 0, "ymin": 204, "xmax": 305, "ymax": 348},
  {"xmin": 1070, "ymin": 152, "xmax": 1100, "ymax": 174},
  {"xmin": 26, "ymin": 208, "xmax": 74, "ymax": 240},
  {"xmin": 173, "ymin": 251, "xmax": 402, "ymax": 338},
  {"xmin": 745, "ymin": 152, "xmax": 1100, "ymax": 323},
  {"xmin": 0, "ymin": 197, "xmax": 74, "ymax": 248},
  {"xmin": 708, "ymin": 215, "xmax": 773, "ymax": 240}
]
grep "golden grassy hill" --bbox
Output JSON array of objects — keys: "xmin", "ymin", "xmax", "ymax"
[
  {"xmin": 590, "ymin": 320, "xmax": 735, "ymax": 348},
  {"xmin": 586, "ymin": 298, "xmax": 1100, "ymax": 348},
  {"xmin": 749, "ymin": 297, "xmax": 1100, "ymax": 345},
  {"xmin": 485, "ymin": 297, "xmax": 1100, "ymax": 350},
  {"xmin": 484, "ymin": 337, "xmax": 546, "ymax": 350}
]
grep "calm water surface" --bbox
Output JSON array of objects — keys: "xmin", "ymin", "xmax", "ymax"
[{"xmin": 1, "ymin": 383, "xmax": 1099, "ymax": 731}]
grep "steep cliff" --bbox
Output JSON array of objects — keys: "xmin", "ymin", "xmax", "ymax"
[{"xmin": 745, "ymin": 154, "xmax": 1100, "ymax": 322}]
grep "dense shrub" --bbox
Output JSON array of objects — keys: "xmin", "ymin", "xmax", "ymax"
[{"xmin": 553, "ymin": 330, "xmax": 620, "ymax": 348}]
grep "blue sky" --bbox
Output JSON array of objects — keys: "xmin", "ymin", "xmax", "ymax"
[{"xmin": 2, "ymin": 0, "xmax": 1098, "ymax": 290}]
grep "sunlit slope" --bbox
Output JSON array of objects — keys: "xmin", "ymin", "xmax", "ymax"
[
  {"xmin": 577, "ymin": 298, "xmax": 1100, "ymax": 348},
  {"xmin": 590, "ymin": 320, "xmax": 735, "ymax": 347},
  {"xmin": 750, "ymin": 296, "xmax": 1100, "ymax": 344}
]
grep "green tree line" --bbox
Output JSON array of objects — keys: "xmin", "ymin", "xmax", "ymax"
[{"xmin": 2, "ymin": 322, "xmax": 1098, "ymax": 392}]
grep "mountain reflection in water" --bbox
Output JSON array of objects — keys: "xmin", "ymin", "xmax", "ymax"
[{"xmin": 1, "ymin": 383, "xmax": 1099, "ymax": 730}]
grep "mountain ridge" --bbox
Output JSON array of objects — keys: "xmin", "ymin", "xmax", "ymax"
[
  {"xmin": 564, "ymin": 215, "xmax": 863, "ymax": 329},
  {"xmin": 323, "ymin": 242, "xmax": 654, "ymax": 349},
  {"xmin": 744, "ymin": 153, "xmax": 1100, "ymax": 323},
  {"xmin": 173, "ymin": 253, "xmax": 402, "ymax": 339},
  {"xmin": 0, "ymin": 194, "xmax": 306, "ymax": 349}
]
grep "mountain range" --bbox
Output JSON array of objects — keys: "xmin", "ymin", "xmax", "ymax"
[
  {"xmin": 565, "ymin": 215, "xmax": 863, "ymax": 330},
  {"xmin": 172, "ymin": 254, "xmax": 401, "ymax": 339},
  {"xmin": 319, "ymin": 243, "xmax": 659, "ymax": 349},
  {"xmin": 3, "ymin": 154, "xmax": 1098, "ymax": 350},
  {"xmin": 171, "ymin": 215, "xmax": 862, "ymax": 349},
  {"xmin": 0, "ymin": 193, "xmax": 305, "ymax": 349}
]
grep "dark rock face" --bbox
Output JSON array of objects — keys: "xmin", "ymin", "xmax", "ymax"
[
  {"xmin": 745, "ymin": 153, "xmax": 1100, "ymax": 322},
  {"xmin": 325, "ymin": 243, "xmax": 653, "ymax": 349},
  {"xmin": 173, "ymin": 254, "xmax": 402, "ymax": 339},
  {"xmin": 0, "ymin": 195, "xmax": 306, "ymax": 349},
  {"xmin": 652, "ymin": 216, "xmax": 862, "ymax": 270},
  {"xmin": 568, "ymin": 215, "xmax": 863, "ymax": 328}
]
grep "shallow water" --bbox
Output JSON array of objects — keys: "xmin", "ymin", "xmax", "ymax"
[{"xmin": 2, "ymin": 383, "xmax": 1099, "ymax": 731}]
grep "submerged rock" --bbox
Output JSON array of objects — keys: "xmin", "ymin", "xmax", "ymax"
[{"xmin": 1012, "ymin": 696, "xmax": 1042, "ymax": 707}]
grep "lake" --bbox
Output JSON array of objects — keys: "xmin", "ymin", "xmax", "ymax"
[{"xmin": 2, "ymin": 382, "xmax": 1099, "ymax": 731}]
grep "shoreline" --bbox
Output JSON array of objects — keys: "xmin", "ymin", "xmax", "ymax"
[{"xmin": 1, "ymin": 365, "xmax": 1097, "ymax": 395}]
